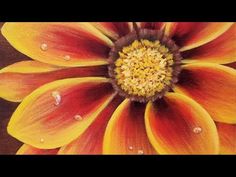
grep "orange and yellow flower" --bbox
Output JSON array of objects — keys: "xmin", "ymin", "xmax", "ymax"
[{"xmin": 0, "ymin": 22, "xmax": 235, "ymax": 155}]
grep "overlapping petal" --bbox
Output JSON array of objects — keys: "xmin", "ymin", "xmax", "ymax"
[
  {"xmin": 182, "ymin": 23, "xmax": 236, "ymax": 64},
  {"xmin": 145, "ymin": 93, "xmax": 219, "ymax": 154},
  {"xmin": 164, "ymin": 22, "xmax": 233, "ymax": 51},
  {"xmin": 91, "ymin": 22, "xmax": 132, "ymax": 40},
  {"xmin": 17, "ymin": 144, "xmax": 59, "ymax": 155},
  {"xmin": 8, "ymin": 77, "xmax": 116, "ymax": 149},
  {"xmin": 0, "ymin": 61, "xmax": 108, "ymax": 102},
  {"xmin": 174, "ymin": 63, "xmax": 236, "ymax": 124},
  {"xmin": 1, "ymin": 23, "xmax": 113, "ymax": 67},
  {"xmin": 216, "ymin": 122, "xmax": 236, "ymax": 154},
  {"xmin": 59, "ymin": 96, "xmax": 123, "ymax": 154},
  {"xmin": 103, "ymin": 99, "xmax": 156, "ymax": 154}
]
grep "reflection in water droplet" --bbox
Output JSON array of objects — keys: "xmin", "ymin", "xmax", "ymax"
[
  {"xmin": 40, "ymin": 43, "xmax": 48, "ymax": 51},
  {"xmin": 193, "ymin": 126, "xmax": 202, "ymax": 134},
  {"xmin": 74, "ymin": 114, "xmax": 83, "ymax": 121},
  {"xmin": 52, "ymin": 91, "xmax": 61, "ymax": 106},
  {"xmin": 128, "ymin": 146, "xmax": 133, "ymax": 151},
  {"xmin": 137, "ymin": 150, "xmax": 144, "ymax": 154},
  {"xmin": 40, "ymin": 138, "xmax": 44, "ymax": 143},
  {"xmin": 64, "ymin": 55, "xmax": 71, "ymax": 61}
]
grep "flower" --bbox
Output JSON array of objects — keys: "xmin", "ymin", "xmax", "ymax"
[{"xmin": 0, "ymin": 22, "xmax": 235, "ymax": 155}]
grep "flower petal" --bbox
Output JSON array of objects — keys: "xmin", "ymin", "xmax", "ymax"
[
  {"xmin": 145, "ymin": 93, "xmax": 219, "ymax": 154},
  {"xmin": 0, "ymin": 60, "xmax": 62, "ymax": 73},
  {"xmin": 182, "ymin": 23, "xmax": 236, "ymax": 64},
  {"xmin": 164, "ymin": 22, "xmax": 233, "ymax": 51},
  {"xmin": 0, "ymin": 61, "xmax": 108, "ymax": 102},
  {"xmin": 17, "ymin": 144, "xmax": 59, "ymax": 155},
  {"xmin": 59, "ymin": 95, "xmax": 123, "ymax": 154},
  {"xmin": 8, "ymin": 77, "xmax": 116, "ymax": 149},
  {"xmin": 103, "ymin": 99, "xmax": 156, "ymax": 154},
  {"xmin": 1, "ymin": 22, "xmax": 113, "ymax": 67},
  {"xmin": 91, "ymin": 22, "xmax": 132, "ymax": 40},
  {"xmin": 174, "ymin": 63, "xmax": 236, "ymax": 124},
  {"xmin": 216, "ymin": 122, "xmax": 236, "ymax": 154}
]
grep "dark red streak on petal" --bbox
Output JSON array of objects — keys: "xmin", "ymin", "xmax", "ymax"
[
  {"xmin": 42, "ymin": 82, "xmax": 114, "ymax": 126},
  {"xmin": 38, "ymin": 26, "xmax": 111, "ymax": 59}
]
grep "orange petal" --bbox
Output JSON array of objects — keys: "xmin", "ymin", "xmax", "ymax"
[
  {"xmin": 59, "ymin": 95, "xmax": 123, "ymax": 154},
  {"xmin": 164, "ymin": 22, "xmax": 233, "ymax": 51},
  {"xmin": 174, "ymin": 63, "xmax": 236, "ymax": 124},
  {"xmin": 17, "ymin": 144, "xmax": 59, "ymax": 155},
  {"xmin": 1, "ymin": 22, "xmax": 113, "ymax": 67},
  {"xmin": 164, "ymin": 22, "xmax": 178, "ymax": 37},
  {"xmin": 91, "ymin": 22, "xmax": 132, "ymax": 40},
  {"xmin": 216, "ymin": 122, "xmax": 236, "ymax": 154},
  {"xmin": 145, "ymin": 93, "xmax": 219, "ymax": 154},
  {"xmin": 182, "ymin": 23, "xmax": 236, "ymax": 64},
  {"xmin": 103, "ymin": 99, "xmax": 156, "ymax": 155},
  {"xmin": 137, "ymin": 22, "xmax": 165, "ymax": 30},
  {"xmin": 0, "ymin": 60, "xmax": 62, "ymax": 73},
  {"xmin": 8, "ymin": 77, "xmax": 116, "ymax": 149},
  {"xmin": 0, "ymin": 61, "xmax": 108, "ymax": 102}
]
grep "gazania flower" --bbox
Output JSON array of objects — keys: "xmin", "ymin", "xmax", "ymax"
[{"xmin": 0, "ymin": 22, "xmax": 235, "ymax": 155}]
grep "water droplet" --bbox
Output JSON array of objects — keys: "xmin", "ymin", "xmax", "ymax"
[
  {"xmin": 74, "ymin": 114, "xmax": 83, "ymax": 121},
  {"xmin": 128, "ymin": 146, "xmax": 133, "ymax": 151},
  {"xmin": 51, "ymin": 91, "xmax": 61, "ymax": 106},
  {"xmin": 193, "ymin": 126, "xmax": 202, "ymax": 134},
  {"xmin": 40, "ymin": 138, "xmax": 44, "ymax": 143},
  {"xmin": 40, "ymin": 43, "xmax": 48, "ymax": 51},
  {"xmin": 137, "ymin": 149, "xmax": 144, "ymax": 154},
  {"xmin": 64, "ymin": 55, "xmax": 71, "ymax": 61}
]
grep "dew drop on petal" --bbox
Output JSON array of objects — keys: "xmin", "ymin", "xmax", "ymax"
[
  {"xmin": 128, "ymin": 146, "xmax": 133, "ymax": 151},
  {"xmin": 40, "ymin": 138, "xmax": 44, "ymax": 143},
  {"xmin": 137, "ymin": 149, "xmax": 144, "ymax": 154},
  {"xmin": 64, "ymin": 55, "xmax": 71, "ymax": 61},
  {"xmin": 51, "ymin": 91, "xmax": 61, "ymax": 106},
  {"xmin": 74, "ymin": 114, "xmax": 83, "ymax": 121},
  {"xmin": 40, "ymin": 43, "xmax": 48, "ymax": 51},
  {"xmin": 193, "ymin": 126, "xmax": 202, "ymax": 134}
]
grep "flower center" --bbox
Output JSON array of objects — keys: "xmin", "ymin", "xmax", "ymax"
[{"xmin": 108, "ymin": 28, "xmax": 182, "ymax": 102}]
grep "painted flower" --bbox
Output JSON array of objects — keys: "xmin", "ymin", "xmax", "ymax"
[{"xmin": 0, "ymin": 22, "xmax": 235, "ymax": 155}]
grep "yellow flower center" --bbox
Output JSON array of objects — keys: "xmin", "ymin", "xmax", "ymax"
[
  {"xmin": 108, "ymin": 28, "xmax": 182, "ymax": 102},
  {"xmin": 114, "ymin": 39, "xmax": 174, "ymax": 99}
]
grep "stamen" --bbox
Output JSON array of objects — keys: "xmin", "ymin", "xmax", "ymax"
[
  {"xmin": 115, "ymin": 39, "xmax": 173, "ymax": 98},
  {"xmin": 108, "ymin": 28, "xmax": 182, "ymax": 103}
]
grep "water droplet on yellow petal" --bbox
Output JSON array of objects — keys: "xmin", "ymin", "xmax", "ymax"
[
  {"xmin": 40, "ymin": 43, "xmax": 48, "ymax": 51},
  {"xmin": 51, "ymin": 91, "xmax": 61, "ymax": 106}
]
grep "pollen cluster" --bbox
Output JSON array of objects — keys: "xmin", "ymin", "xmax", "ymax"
[{"xmin": 114, "ymin": 39, "xmax": 174, "ymax": 99}]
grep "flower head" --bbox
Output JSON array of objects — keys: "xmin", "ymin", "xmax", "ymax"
[{"xmin": 0, "ymin": 22, "xmax": 235, "ymax": 154}]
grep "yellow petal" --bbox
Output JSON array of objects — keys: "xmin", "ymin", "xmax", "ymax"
[
  {"xmin": 0, "ymin": 61, "xmax": 107, "ymax": 102},
  {"xmin": 216, "ymin": 122, "xmax": 236, "ymax": 154},
  {"xmin": 103, "ymin": 99, "xmax": 157, "ymax": 154},
  {"xmin": 163, "ymin": 22, "xmax": 233, "ymax": 51},
  {"xmin": 59, "ymin": 96, "xmax": 123, "ymax": 154},
  {"xmin": 17, "ymin": 144, "xmax": 59, "ymax": 155},
  {"xmin": 1, "ymin": 22, "xmax": 113, "ymax": 67},
  {"xmin": 145, "ymin": 93, "xmax": 219, "ymax": 154},
  {"xmin": 182, "ymin": 23, "xmax": 236, "ymax": 64},
  {"xmin": 175, "ymin": 63, "xmax": 236, "ymax": 124},
  {"xmin": 8, "ymin": 77, "xmax": 116, "ymax": 149}
]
